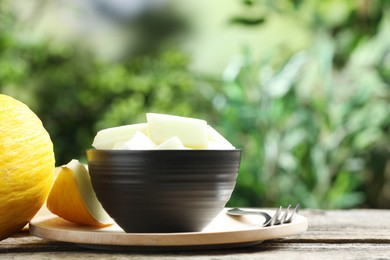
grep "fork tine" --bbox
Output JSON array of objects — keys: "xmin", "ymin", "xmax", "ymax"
[
  {"xmin": 264, "ymin": 206, "xmax": 281, "ymax": 226},
  {"xmin": 285, "ymin": 204, "xmax": 300, "ymax": 223},
  {"xmin": 278, "ymin": 205, "xmax": 291, "ymax": 224}
]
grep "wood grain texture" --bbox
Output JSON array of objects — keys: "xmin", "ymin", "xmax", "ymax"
[{"xmin": 1, "ymin": 209, "xmax": 390, "ymax": 259}]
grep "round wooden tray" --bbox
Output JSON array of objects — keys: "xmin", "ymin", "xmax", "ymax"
[{"xmin": 29, "ymin": 208, "xmax": 308, "ymax": 251}]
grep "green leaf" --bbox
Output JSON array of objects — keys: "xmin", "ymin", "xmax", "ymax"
[{"xmin": 229, "ymin": 16, "xmax": 266, "ymax": 26}]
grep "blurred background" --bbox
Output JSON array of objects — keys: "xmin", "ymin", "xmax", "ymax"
[{"xmin": 1, "ymin": 0, "xmax": 389, "ymax": 209}]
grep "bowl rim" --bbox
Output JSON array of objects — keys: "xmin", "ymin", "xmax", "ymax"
[{"xmin": 86, "ymin": 148, "xmax": 242, "ymax": 153}]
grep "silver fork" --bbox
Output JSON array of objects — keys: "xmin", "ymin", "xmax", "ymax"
[{"xmin": 227, "ymin": 204, "xmax": 300, "ymax": 227}]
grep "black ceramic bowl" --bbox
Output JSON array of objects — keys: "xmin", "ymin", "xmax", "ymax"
[{"xmin": 86, "ymin": 149, "xmax": 241, "ymax": 233}]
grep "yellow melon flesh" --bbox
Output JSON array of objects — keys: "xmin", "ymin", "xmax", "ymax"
[{"xmin": 46, "ymin": 160, "xmax": 112, "ymax": 227}]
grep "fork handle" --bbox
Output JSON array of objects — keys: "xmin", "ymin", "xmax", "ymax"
[{"xmin": 227, "ymin": 208, "xmax": 272, "ymax": 223}]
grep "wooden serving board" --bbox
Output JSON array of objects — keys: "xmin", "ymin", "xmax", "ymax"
[{"xmin": 29, "ymin": 208, "xmax": 308, "ymax": 251}]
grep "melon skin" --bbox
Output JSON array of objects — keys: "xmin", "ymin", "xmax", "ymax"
[{"xmin": 0, "ymin": 94, "xmax": 55, "ymax": 241}]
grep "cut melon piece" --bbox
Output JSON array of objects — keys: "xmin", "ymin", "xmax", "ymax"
[
  {"xmin": 118, "ymin": 131, "xmax": 156, "ymax": 150},
  {"xmin": 46, "ymin": 160, "xmax": 113, "ymax": 227},
  {"xmin": 207, "ymin": 125, "xmax": 235, "ymax": 149},
  {"xmin": 147, "ymin": 113, "xmax": 208, "ymax": 149},
  {"xmin": 92, "ymin": 123, "xmax": 149, "ymax": 149},
  {"xmin": 156, "ymin": 136, "xmax": 188, "ymax": 150}
]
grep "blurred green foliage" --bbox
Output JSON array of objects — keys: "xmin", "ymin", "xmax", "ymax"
[
  {"xmin": 0, "ymin": 2, "xmax": 213, "ymax": 165},
  {"xmin": 222, "ymin": 0, "xmax": 390, "ymax": 208},
  {"xmin": 1, "ymin": 0, "xmax": 389, "ymax": 209}
]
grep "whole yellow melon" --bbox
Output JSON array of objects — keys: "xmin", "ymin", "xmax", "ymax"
[{"xmin": 0, "ymin": 94, "xmax": 55, "ymax": 241}]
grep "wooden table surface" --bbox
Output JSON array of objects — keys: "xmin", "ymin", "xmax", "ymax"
[{"xmin": 1, "ymin": 209, "xmax": 390, "ymax": 259}]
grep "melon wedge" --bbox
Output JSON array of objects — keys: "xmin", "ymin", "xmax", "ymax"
[
  {"xmin": 92, "ymin": 123, "xmax": 149, "ymax": 149},
  {"xmin": 156, "ymin": 136, "xmax": 188, "ymax": 150},
  {"xmin": 146, "ymin": 113, "xmax": 208, "ymax": 148},
  {"xmin": 115, "ymin": 131, "xmax": 156, "ymax": 150},
  {"xmin": 46, "ymin": 160, "xmax": 112, "ymax": 227},
  {"xmin": 207, "ymin": 125, "xmax": 235, "ymax": 149}
]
